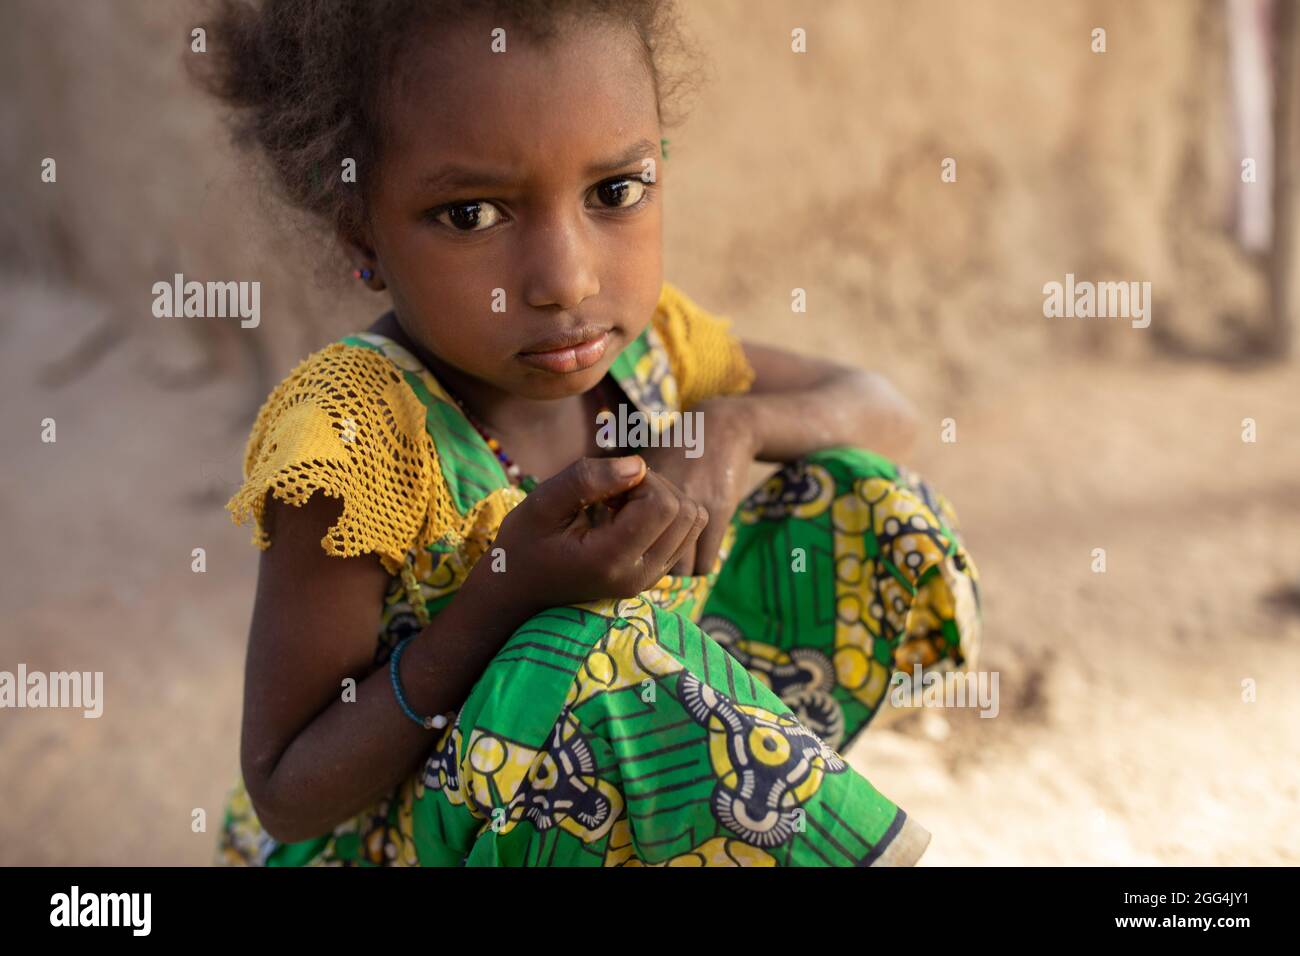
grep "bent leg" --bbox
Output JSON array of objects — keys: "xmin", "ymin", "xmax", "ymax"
[
  {"xmin": 409, "ymin": 594, "xmax": 930, "ymax": 866},
  {"xmin": 696, "ymin": 446, "xmax": 982, "ymax": 753}
]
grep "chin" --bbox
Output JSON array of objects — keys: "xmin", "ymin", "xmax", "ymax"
[{"xmin": 514, "ymin": 363, "xmax": 608, "ymax": 401}]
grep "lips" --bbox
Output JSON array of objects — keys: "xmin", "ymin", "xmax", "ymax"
[
  {"xmin": 517, "ymin": 327, "xmax": 611, "ymax": 374},
  {"xmin": 519, "ymin": 326, "xmax": 610, "ymax": 354}
]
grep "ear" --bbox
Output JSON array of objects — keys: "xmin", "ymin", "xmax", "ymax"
[{"xmin": 337, "ymin": 225, "xmax": 387, "ymax": 292}]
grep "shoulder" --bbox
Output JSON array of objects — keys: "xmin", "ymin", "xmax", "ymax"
[
  {"xmin": 252, "ymin": 341, "xmax": 429, "ymax": 442},
  {"xmin": 227, "ymin": 342, "xmax": 439, "ymax": 575},
  {"xmin": 240, "ymin": 342, "xmax": 432, "ymax": 491},
  {"xmin": 650, "ymin": 281, "xmax": 756, "ymax": 408}
]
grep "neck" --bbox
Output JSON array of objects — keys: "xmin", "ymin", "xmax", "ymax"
[{"xmin": 427, "ymin": 352, "xmax": 585, "ymax": 436}]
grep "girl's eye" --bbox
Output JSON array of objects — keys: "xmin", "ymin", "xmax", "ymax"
[
  {"xmin": 592, "ymin": 177, "xmax": 647, "ymax": 209},
  {"xmin": 431, "ymin": 201, "xmax": 502, "ymax": 232}
]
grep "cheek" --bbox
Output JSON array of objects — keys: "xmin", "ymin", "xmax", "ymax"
[
  {"xmin": 611, "ymin": 216, "xmax": 663, "ymax": 330},
  {"xmin": 380, "ymin": 237, "xmax": 512, "ymax": 340},
  {"xmin": 412, "ymin": 294, "xmax": 516, "ymax": 365}
]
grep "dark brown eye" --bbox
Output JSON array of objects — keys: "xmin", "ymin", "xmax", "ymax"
[
  {"xmin": 594, "ymin": 178, "xmax": 646, "ymax": 209},
  {"xmin": 434, "ymin": 201, "xmax": 501, "ymax": 232}
]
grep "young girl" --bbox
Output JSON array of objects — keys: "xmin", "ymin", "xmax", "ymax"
[{"xmin": 203, "ymin": 0, "xmax": 981, "ymax": 867}]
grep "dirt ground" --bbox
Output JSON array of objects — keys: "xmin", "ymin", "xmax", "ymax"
[{"xmin": 2, "ymin": 0, "xmax": 1299, "ymax": 866}]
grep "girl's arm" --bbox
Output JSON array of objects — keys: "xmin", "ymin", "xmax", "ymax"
[
  {"xmin": 697, "ymin": 339, "xmax": 922, "ymax": 464},
  {"xmin": 239, "ymin": 493, "xmax": 533, "ymax": 844},
  {"xmin": 646, "ymin": 339, "xmax": 922, "ymax": 575},
  {"xmin": 239, "ymin": 455, "xmax": 706, "ymax": 844}
]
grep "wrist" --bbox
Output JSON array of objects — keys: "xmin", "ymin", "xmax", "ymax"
[
  {"xmin": 396, "ymin": 555, "xmax": 536, "ymax": 706},
  {"xmin": 457, "ymin": 548, "xmax": 544, "ymax": 627}
]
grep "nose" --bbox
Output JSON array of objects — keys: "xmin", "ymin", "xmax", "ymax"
[{"xmin": 520, "ymin": 207, "xmax": 600, "ymax": 311}]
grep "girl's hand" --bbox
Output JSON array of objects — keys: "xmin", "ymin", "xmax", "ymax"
[
  {"xmin": 637, "ymin": 398, "xmax": 760, "ymax": 576},
  {"xmin": 484, "ymin": 455, "xmax": 710, "ymax": 617}
]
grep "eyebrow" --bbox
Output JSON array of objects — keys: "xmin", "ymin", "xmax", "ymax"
[{"xmin": 419, "ymin": 138, "xmax": 659, "ymax": 192}]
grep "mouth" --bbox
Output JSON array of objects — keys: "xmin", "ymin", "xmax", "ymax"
[{"xmin": 516, "ymin": 327, "xmax": 611, "ymax": 374}]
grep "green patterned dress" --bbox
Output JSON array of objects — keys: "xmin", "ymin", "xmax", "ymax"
[{"xmin": 216, "ymin": 302, "xmax": 981, "ymax": 868}]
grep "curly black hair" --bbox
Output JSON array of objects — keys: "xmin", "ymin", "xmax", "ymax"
[{"xmin": 192, "ymin": 0, "xmax": 703, "ymax": 244}]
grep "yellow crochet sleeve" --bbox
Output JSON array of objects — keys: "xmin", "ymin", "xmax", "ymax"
[
  {"xmin": 653, "ymin": 282, "xmax": 756, "ymax": 409},
  {"xmin": 225, "ymin": 343, "xmax": 456, "ymax": 575}
]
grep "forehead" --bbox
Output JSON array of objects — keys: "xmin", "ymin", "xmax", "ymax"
[{"xmin": 381, "ymin": 15, "xmax": 660, "ymax": 176}]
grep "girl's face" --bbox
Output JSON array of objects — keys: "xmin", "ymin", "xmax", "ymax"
[{"xmin": 362, "ymin": 16, "xmax": 665, "ymax": 402}]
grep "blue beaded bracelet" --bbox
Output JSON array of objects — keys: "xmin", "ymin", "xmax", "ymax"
[{"xmin": 389, "ymin": 636, "xmax": 448, "ymax": 731}]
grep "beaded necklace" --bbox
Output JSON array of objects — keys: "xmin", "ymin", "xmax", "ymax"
[{"xmin": 446, "ymin": 381, "xmax": 614, "ymax": 494}]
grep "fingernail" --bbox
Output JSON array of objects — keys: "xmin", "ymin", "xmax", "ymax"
[{"xmin": 614, "ymin": 455, "xmax": 643, "ymax": 477}]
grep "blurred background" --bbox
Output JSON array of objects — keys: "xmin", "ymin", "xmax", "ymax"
[{"xmin": 2, "ymin": 0, "xmax": 1298, "ymax": 864}]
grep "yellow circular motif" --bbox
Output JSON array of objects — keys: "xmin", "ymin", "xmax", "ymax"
[
  {"xmin": 836, "ymin": 552, "xmax": 863, "ymax": 584},
  {"xmin": 834, "ymin": 645, "xmax": 870, "ymax": 690},
  {"xmin": 831, "ymin": 496, "xmax": 871, "ymax": 535},
  {"xmin": 836, "ymin": 593, "xmax": 863, "ymax": 625},
  {"xmin": 749, "ymin": 726, "xmax": 791, "ymax": 766},
  {"xmin": 858, "ymin": 477, "xmax": 896, "ymax": 506},
  {"xmin": 469, "ymin": 735, "xmax": 507, "ymax": 774},
  {"xmin": 584, "ymin": 651, "xmax": 616, "ymax": 687}
]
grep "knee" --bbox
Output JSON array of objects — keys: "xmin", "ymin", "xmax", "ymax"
[
  {"xmin": 816, "ymin": 449, "xmax": 981, "ymax": 668},
  {"xmin": 808, "ymin": 445, "xmax": 971, "ymax": 544},
  {"xmin": 486, "ymin": 595, "xmax": 668, "ymax": 699}
]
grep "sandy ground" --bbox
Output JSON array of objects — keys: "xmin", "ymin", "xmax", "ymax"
[
  {"xmin": 2, "ymin": 275, "xmax": 1297, "ymax": 866},
  {"xmin": 857, "ymin": 350, "xmax": 1300, "ymax": 865}
]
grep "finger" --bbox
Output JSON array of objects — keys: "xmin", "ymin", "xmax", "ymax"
[
  {"xmin": 601, "ymin": 470, "xmax": 682, "ymax": 556},
  {"xmin": 528, "ymin": 455, "xmax": 645, "ymax": 525},
  {"xmin": 642, "ymin": 493, "xmax": 707, "ymax": 582},
  {"xmin": 668, "ymin": 539, "xmax": 696, "ymax": 577},
  {"xmin": 605, "ymin": 468, "xmax": 691, "ymax": 548},
  {"xmin": 669, "ymin": 502, "xmax": 709, "ymax": 575},
  {"xmin": 691, "ymin": 510, "xmax": 727, "ymax": 576}
]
